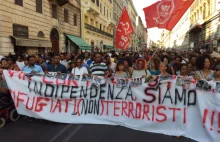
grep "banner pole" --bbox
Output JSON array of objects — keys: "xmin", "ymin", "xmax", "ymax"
[{"xmin": 146, "ymin": 46, "xmax": 159, "ymax": 67}]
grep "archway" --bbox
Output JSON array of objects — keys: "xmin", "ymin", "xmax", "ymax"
[{"xmin": 50, "ymin": 28, "xmax": 59, "ymax": 53}]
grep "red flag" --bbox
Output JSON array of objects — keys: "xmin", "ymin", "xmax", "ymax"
[
  {"xmin": 116, "ymin": 7, "xmax": 134, "ymax": 50},
  {"xmin": 143, "ymin": 0, "xmax": 194, "ymax": 31}
]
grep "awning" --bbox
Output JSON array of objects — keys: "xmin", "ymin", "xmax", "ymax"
[
  {"xmin": 66, "ymin": 34, "xmax": 91, "ymax": 50},
  {"xmin": 10, "ymin": 36, "xmax": 52, "ymax": 47},
  {"xmin": 103, "ymin": 44, "xmax": 113, "ymax": 49}
]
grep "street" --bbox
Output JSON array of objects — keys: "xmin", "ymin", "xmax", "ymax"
[{"xmin": 0, "ymin": 117, "xmax": 196, "ymax": 142}]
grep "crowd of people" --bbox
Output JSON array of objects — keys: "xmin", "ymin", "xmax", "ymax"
[
  {"xmin": 0, "ymin": 49, "xmax": 220, "ymax": 97},
  {"xmin": 1, "ymin": 49, "xmax": 220, "ymax": 81},
  {"xmin": 1, "ymin": 48, "xmax": 220, "ymax": 135}
]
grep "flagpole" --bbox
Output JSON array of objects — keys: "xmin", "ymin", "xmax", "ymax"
[
  {"xmin": 146, "ymin": 35, "xmax": 168, "ymax": 67},
  {"xmin": 146, "ymin": 46, "xmax": 159, "ymax": 67}
]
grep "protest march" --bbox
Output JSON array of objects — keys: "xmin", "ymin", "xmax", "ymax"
[
  {"xmin": 2, "ymin": 69, "xmax": 220, "ymax": 142},
  {"xmin": 1, "ymin": 0, "xmax": 220, "ymax": 142}
]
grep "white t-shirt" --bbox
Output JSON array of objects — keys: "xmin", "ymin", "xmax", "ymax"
[
  {"xmin": 60, "ymin": 60, "xmax": 71, "ymax": 68},
  {"xmin": 16, "ymin": 61, "xmax": 25, "ymax": 71},
  {"xmin": 71, "ymin": 67, "xmax": 88, "ymax": 75},
  {"xmin": 110, "ymin": 62, "xmax": 116, "ymax": 73},
  {"xmin": 132, "ymin": 70, "xmax": 151, "ymax": 78}
]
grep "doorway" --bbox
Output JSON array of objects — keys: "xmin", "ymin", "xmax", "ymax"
[{"xmin": 50, "ymin": 28, "xmax": 59, "ymax": 53}]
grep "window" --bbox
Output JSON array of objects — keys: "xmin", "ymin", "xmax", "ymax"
[
  {"xmin": 100, "ymin": 24, "xmax": 102, "ymax": 30},
  {"xmin": 96, "ymin": 0, "xmax": 99, "ymax": 7},
  {"xmin": 200, "ymin": 7, "xmax": 202, "ymax": 17},
  {"xmin": 74, "ymin": 14, "xmax": 77, "ymax": 26},
  {"xmin": 203, "ymin": 4, "xmax": 206, "ymax": 19},
  {"xmin": 91, "ymin": 0, "xmax": 95, "ymax": 3},
  {"xmin": 100, "ymin": 3, "xmax": 102, "ymax": 13},
  {"xmin": 104, "ymin": 7, "xmax": 105, "ymax": 16},
  {"xmin": 107, "ymin": 9, "xmax": 108, "ymax": 17},
  {"xmin": 15, "ymin": 0, "xmax": 23, "ymax": 6},
  {"xmin": 36, "ymin": 0, "xmax": 42, "ymax": 13},
  {"xmin": 207, "ymin": 2, "xmax": 210, "ymax": 16},
  {"xmin": 64, "ymin": 9, "xmax": 69, "ymax": 23},
  {"xmin": 52, "ymin": 4, "xmax": 57, "ymax": 19}
]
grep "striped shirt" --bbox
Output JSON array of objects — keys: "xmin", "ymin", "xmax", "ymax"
[{"xmin": 90, "ymin": 62, "xmax": 108, "ymax": 77}]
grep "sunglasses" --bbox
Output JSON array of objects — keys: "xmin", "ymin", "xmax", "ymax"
[
  {"xmin": 76, "ymin": 62, "xmax": 81, "ymax": 63},
  {"xmin": 215, "ymin": 69, "xmax": 220, "ymax": 71}
]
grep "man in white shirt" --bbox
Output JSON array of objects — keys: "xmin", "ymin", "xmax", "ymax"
[
  {"xmin": 16, "ymin": 55, "xmax": 25, "ymax": 71},
  {"xmin": 71, "ymin": 58, "xmax": 88, "ymax": 75},
  {"xmin": 60, "ymin": 53, "xmax": 71, "ymax": 69}
]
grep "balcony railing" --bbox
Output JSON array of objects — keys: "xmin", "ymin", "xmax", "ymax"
[
  {"xmin": 82, "ymin": 1, "xmax": 100, "ymax": 15},
  {"xmin": 107, "ymin": 19, "xmax": 116, "ymax": 27},
  {"xmin": 85, "ymin": 24, "xmax": 113, "ymax": 38}
]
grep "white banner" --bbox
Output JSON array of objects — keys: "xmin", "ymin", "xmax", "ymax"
[{"xmin": 3, "ymin": 70, "xmax": 220, "ymax": 142}]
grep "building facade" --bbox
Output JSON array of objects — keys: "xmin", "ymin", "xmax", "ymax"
[
  {"xmin": 113, "ymin": 0, "xmax": 124, "ymax": 24},
  {"xmin": 0, "ymin": 0, "xmax": 82, "ymax": 55},
  {"xmin": 144, "ymin": 28, "xmax": 148, "ymax": 48},
  {"xmin": 127, "ymin": 0, "xmax": 138, "ymax": 51},
  {"xmin": 162, "ymin": 9, "xmax": 191, "ymax": 50},
  {"xmin": 188, "ymin": 0, "xmax": 219, "ymax": 51},
  {"xmin": 81, "ymin": 0, "xmax": 115, "ymax": 52},
  {"xmin": 162, "ymin": 0, "xmax": 220, "ymax": 51},
  {"xmin": 136, "ymin": 16, "xmax": 146, "ymax": 50}
]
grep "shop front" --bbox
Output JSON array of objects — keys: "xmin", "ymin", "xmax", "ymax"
[
  {"xmin": 103, "ymin": 44, "xmax": 113, "ymax": 52},
  {"xmin": 11, "ymin": 24, "xmax": 52, "ymax": 54},
  {"xmin": 65, "ymin": 34, "xmax": 91, "ymax": 53},
  {"xmin": 189, "ymin": 19, "xmax": 203, "ymax": 50}
]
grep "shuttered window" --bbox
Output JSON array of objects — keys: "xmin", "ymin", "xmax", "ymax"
[
  {"xmin": 36, "ymin": 0, "xmax": 42, "ymax": 13},
  {"xmin": 74, "ymin": 14, "xmax": 77, "ymax": 26},
  {"xmin": 64, "ymin": 9, "xmax": 69, "ymax": 23},
  {"xmin": 15, "ymin": 0, "xmax": 23, "ymax": 6},
  {"xmin": 52, "ymin": 4, "xmax": 57, "ymax": 19}
]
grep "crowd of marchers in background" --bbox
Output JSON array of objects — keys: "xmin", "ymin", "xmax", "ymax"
[{"xmin": 1, "ymin": 48, "xmax": 220, "ymax": 97}]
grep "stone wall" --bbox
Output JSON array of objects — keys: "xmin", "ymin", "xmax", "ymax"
[{"xmin": 0, "ymin": 0, "xmax": 81, "ymax": 55}]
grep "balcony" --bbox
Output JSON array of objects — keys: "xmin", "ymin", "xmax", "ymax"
[
  {"xmin": 107, "ymin": 19, "xmax": 116, "ymax": 27},
  {"xmin": 48, "ymin": 0, "xmax": 69, "ymax": 6},
  {"xmin": 82, "ymin": 1, "xmax": 100, "ymax": 16},
  {"xmin": 85, "ymin": 23, "xmax": 113, "ymax": 38},
  {"xmin": 190, "ymin": 18, "xmax": 204, "ymax": 32}
]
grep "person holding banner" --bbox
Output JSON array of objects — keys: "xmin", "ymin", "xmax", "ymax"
[
  {"xmin": 159, "ymin": 62, "xmax": 170, "ymax": 76},
  {"xmin": 114, "ymin": 62, "xmax": 128, "ymax": 78},
  {"xmin": 71, "ymin": 58, "xmax": 88, "ymax": 76},
  {"xmin": 148, "ymin": 57, "xmax": 160, "ymax": 75},
  {"xmin": 195, "ymin": 55, "xmax": 214, "ymax": 81},
  {"xmin": 16, "ymin": 54, "xmax": 25, "ymax": 71},
  {"xmin": 90, "ymin": 53, "xmax": 110, "ymax": 79},
  {"xmin": 23, "ymin": 56, "xmax": 44, "ymax": 74},
  {"xmin": 123, "ymin": 57, "xmax": 134, "ymax": 78},
  {"xmin": 160, "ymin": 55, "xmax": 175, "ymax": 75},
  {"xmin": 132, "ymin": 58, "xmax": 151, "ymax": 78},
  {"xmin": 48, "ymin": 54, "xmax": 67, "ymax": 74}
]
